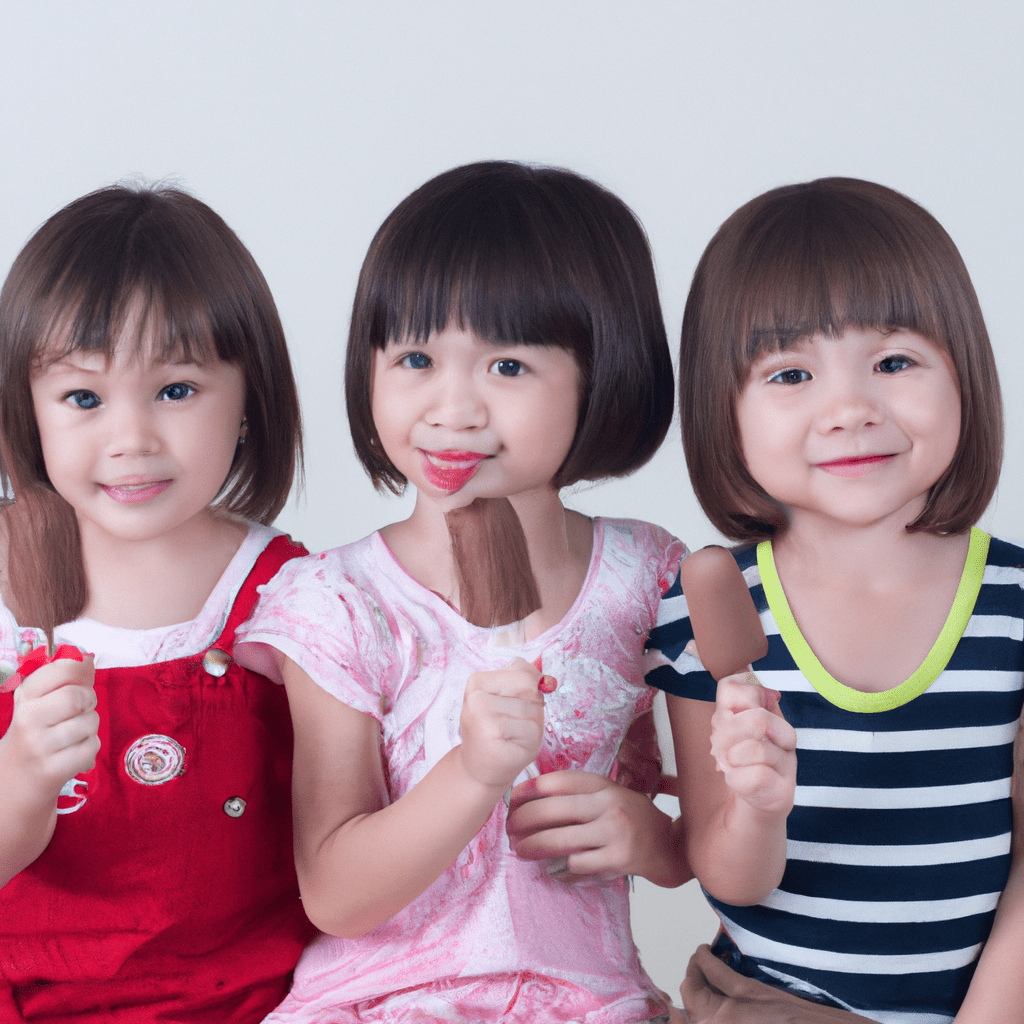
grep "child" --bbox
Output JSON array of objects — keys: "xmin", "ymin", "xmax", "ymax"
[
  {"xmin": 646, "ymin": 177, "xmax": 1024, "ymax": 1023},
  {"xmin": 0, "ymin": 184, "xmax": 315, "ymax": 1021},
  {"xmin": 237, "ymin": 161, "xmax": 686, "ymax": 1023}
]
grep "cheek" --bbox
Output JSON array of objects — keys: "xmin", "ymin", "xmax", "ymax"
[
  {"xmin": 915, "ymin": 380, "xmax": 961, "ymax": 456},
  {"xmin": 32, "ymin": 407, "xmax": 71, "ymax": 473},
  {"xmin": 368, "ymin": 356, "xmax": 396, "ymax": 443},
  {"xmin": 369, "ymin": 391, "xmax": 402, "ymax": 456},
  {"xmin": 734, "ymin": 391, "xmax": 769, "ymax": 470},
  {"xmin": 933, "ymin": 404, "xmax": 962, "ymax": 470}
]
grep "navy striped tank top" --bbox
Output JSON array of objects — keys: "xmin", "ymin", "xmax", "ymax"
[{"xmin": 645, "ymin": 529, "xmax": 1024, "ymax": 1024}]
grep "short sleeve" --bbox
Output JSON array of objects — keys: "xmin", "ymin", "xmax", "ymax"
[
  {"xmin": 236, "ymin": 552, "xmax": 396, "ymax": 723},
  {"xmin": 643, "ymin": 562, "xmax": 717, "ymax": 703}
]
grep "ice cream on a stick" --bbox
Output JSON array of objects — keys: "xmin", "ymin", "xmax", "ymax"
[{"xmin": 679, "ymin": 545, "xmax": 768, "ymax": 680}]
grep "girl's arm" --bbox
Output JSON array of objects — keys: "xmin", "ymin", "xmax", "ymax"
[
  {"xmin": 283, "ymin": 654, "xmax": 546, "ymax": 937},
  {"xmin": 0, "ymin": 657, "xmax": 98, "ymax": 886},
  {"xmin": 668, "ymin": 673, "xmax": 796, "ymax": 905},
  {"xmin": 951, "ymin": 864, "xmax": 1024, "ymax": 1023},
  {"xmin": 948, "ymin": 714, "xmax": 1024, "ymax": 1024}
]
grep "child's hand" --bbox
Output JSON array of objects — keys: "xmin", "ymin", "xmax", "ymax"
[
  {"xmin": 1, "ymin": 656, "xmax": 98, "ymax": 807},
  {"xmin": 682, "ymin": 943, "xmax": 877, "ymax": 1023},
  {"xmin": 711, "ymin": 668, "xmax": 796, "ymax": 816},
  {"xmin": 459, "ymin": 657, "xmax": 549, "ymax": 792},
  {"xmin": 506, "ymin": 769, "xmax": 688, "ymax": 886}
]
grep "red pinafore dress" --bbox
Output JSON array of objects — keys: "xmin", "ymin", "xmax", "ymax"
[{"xmin": 0, "ymin": 532, "xmax": 316, "ymax": 1021}]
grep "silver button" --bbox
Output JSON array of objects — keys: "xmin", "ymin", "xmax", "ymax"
[
  {"xmin": 223, "ymin": 796, "xmax": 246, "ymax": 818},
  {"xmin": 202, "ymin": 648, "xmax": 233, "ymax": 677}
]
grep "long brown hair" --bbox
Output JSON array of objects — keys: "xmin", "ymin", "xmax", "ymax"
[
  {"xmin": 0, "ymin": 183, "xmax": 302, "ymax": 630},
  {"xmin": 680, "ymin": 177, "xmax": 1002, "ymax": 543},
  {"xmin": 346, "ymin": 161, "xmax": 674, "ymax": 493}
]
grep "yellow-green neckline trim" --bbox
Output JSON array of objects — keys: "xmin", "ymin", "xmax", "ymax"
[{"xmin": 756, "ymin": 527, "xmax": 990, "ymax": 713}]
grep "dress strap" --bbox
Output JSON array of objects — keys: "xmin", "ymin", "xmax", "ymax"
[{"xmin": 211, "ymin": 533, "xmax": 308, "ymax": 654}]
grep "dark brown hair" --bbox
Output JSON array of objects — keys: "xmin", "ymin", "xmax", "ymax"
[
  {"xmin": 0, "ymin": 182, "xmax": 303, "ymax": 629},
  {"xmin": 680, "ymin": 177, "xmax": 1002, "ymax": 542},
  {"xmin": 346, "ymin": 160, "xmax": 673, "ymax": 493}
]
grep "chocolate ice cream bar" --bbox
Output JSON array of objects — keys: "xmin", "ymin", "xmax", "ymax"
[{"xmin": 680, "ymin": 546, "xmax": 768, "ymax": 680}]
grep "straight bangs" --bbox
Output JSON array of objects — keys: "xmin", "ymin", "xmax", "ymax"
[
  {"xmin": 27, "ymin": 278, "xmax": 224, "ymax": 383},
  {"xmin": 361, "ymin": 168, "xmax": 596, "ymax": 360},
  {"xmin": 682, "ymin": 178, "xmax": 1001, "ymax": 542},
  {"xmin": 349, "ymin": 161, "xmax": 672, "ymax": 493},
  {"xmin": 713, "ymin": 182, "xmax": 959, "ymax": 385}
]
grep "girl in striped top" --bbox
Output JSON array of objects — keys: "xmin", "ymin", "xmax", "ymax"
[{"xmin": 646, "ymin": 178, "xmax": 1024, "ymax": 1024}]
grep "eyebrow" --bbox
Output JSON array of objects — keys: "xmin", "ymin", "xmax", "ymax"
[{"xmin": 43, "ymin": 354, "xmax": 205, "ymax": 373}]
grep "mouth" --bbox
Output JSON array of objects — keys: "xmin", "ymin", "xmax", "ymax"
[
  {"xmin": 816, "ymin": 454, "xmax": 896, "ymax": 478},
  {"xmin": 102, "ymin": 479, "xmax": 172, "ymax": 504},
  {"xmin": 419, "ymin": 450, "xmax": 489, "ymax": 493}
]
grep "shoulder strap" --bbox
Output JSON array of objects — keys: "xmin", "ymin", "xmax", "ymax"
[{"xmin": 213, "ymin": 533, "xmax": 308, "ymax": 652}]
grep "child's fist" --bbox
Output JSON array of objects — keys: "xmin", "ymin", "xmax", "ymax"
[
  {"xmin": 710, "ymin": 669, "xmax": 796, "ymax": 815},
  {"xmin": 4, "ymin": 655, "xmax": 99, "ymax": 804},
  {"xmin": 459, "ymin": 657, "xmax": 550, "ymax": 791}
]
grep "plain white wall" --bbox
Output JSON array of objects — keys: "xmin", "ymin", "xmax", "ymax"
[{"xmin": 3, "ymin": 0, "xmax": 1022, "ymax": 1001}]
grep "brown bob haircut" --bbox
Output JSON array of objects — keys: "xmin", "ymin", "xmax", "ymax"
[
  {"xmin": 680, "ymin": 176, "xmax": 1002, "ymax": 543},
  {"xmin": 346, "ymin": 160, "xmax": 673, "ymax": 493},
  {"xmin": 0, "ymin": 182, "xmax": 302, "ymax": 627}
]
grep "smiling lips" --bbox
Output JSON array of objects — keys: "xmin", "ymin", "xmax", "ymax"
[
  {"xmin": 420, "ymin": 450, "xmax": 488, "ymax": 493},
  {"xmin": 102, "ymin": 479, "xmax": 172, "ymax": 504},
  {"xmin": 816, "ymin": 454, "xmax": 896, "ymax": 478}
]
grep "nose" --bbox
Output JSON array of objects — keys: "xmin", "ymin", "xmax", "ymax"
[
  {"xmin": 106, "ymin": 400, "xmax": 160, "ymax": 458},
  {"xmin": 815, "ymin": 373, "xmax": 885, "ymax": 434},
  {"xmin": 425, "ymin": 369, "xmax": 487, "ymax": 431}
]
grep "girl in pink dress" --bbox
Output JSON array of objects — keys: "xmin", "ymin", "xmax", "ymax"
[
  {"xmin": 239, "ymin": 161, "xmax": 688, "ymax": 1023},
  {"xmin": 0, "ymin": 184, "xmax": 315, "ymax": 1021}
]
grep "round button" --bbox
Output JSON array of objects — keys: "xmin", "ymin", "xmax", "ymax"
[
  {"xmin": 223, "ymin": 796, "xmax": 246, "ymax": 818},
  {"xmin": 202, "ymin": 648, "xmax": 233, "ymax": 677}
]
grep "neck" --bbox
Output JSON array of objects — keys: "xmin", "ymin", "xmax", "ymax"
[
  {"xmin": 382, "ymin": 485, "xmax": 592, "ymax": 634},
  {"xmin": 772, "ymin": 509, "xmax": 967, "ymax": 589},
  {"xmin": 78, "ymin": 510, "xmax": 247, "ymax": 629}
]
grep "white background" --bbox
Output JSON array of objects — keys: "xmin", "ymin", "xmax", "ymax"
[{"xmin": 3, "ymin": 1, "xmax": 1022, "ymax": 1001}]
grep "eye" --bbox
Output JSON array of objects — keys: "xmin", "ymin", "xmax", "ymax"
[
  {"xmin": 64, "ymin": 390, "xmax": 101, "ymax": 410},
  {"xmin": 491, "ymin": 358, "xmax": 526, "ymax": 377},
  {"xmin": 766, "ymin": 368, "xmax": 811, "ymax": 385},
  {"xmin": 877, "ymin": 355, "xmax": 913, "ymax": 374},
  {"xmin": 399, "ymin": 351, "xmax": 432, "ymax": 370},
  {"xmin": 159, "ymin": 382, "xmax": 195, "ymax": 402}
]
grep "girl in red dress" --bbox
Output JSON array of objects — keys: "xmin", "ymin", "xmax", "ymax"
[{"xmin": 0, "ymin": 184, "xmax": 315, "ymax": 1021}]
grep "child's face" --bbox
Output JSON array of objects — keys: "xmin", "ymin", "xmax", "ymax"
[
  {"xmin": 30, "ymin": 326, "xmax": 246, "ymax": 548},
  {"xmin": 370, "ymin": 324, "xmax": 579, "ymax": 507},
  {"xmin": 734, "ymin": 325, "xmax": 961, "ymax": 533}
]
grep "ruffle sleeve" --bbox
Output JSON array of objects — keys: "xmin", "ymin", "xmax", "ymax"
[{"xmin": 236, "ymin": 549, "xmax": 397, "ymax": 724}]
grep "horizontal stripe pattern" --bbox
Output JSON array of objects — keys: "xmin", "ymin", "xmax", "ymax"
[
  {"xmin": 716, "ymin": 912, "xmax": 982, "ymax": 974},
  {"xmin": 760, "ymin": 888, "xmax": 1001, "ymax": 923},
  {"xmin": 646, "ymin": 535, "xmax": 1024, "ymax": 1023}
]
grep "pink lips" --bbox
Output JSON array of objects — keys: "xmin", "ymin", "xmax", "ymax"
[
  {"xmin": 102, "ymin": 479, "xmax": 172, "ymax": 504},
  {"xmin": 816, "ymin": 454, "xmax": 895, "ymax": 478},
  {"xmin": 419, "ymin": 450, "xmax": 487, "ymax": 493}
]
